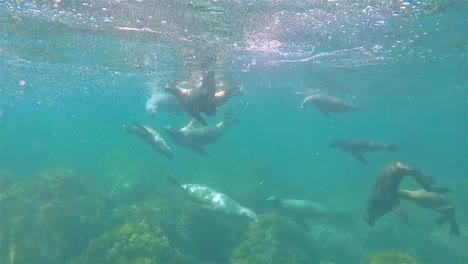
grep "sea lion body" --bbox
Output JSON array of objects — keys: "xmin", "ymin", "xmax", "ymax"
[
  {"xmin": 166, "ymin": 71, "xmax": 242, "ymax": 125},
  {"xmin": 163, "ymin": 111, "xmax": 239, "ymax": 155},
  {"xmin": 169, "ymin": 177, "xmax": 257, "ymax": 222},
  {"xmin": 364, "ymin": 162, "xmax": 437, "ymax": 227},
  {"xmin": 126, "ymin": 123, "xmax": 173, "ymax": 159},
  {"xmin": 398, "ymin": 189, "xmax": 460, "ymax": 235},
  {"xmin": 267, "ymin": 196, "xmax": 347, "ymax": 230},
  {"xmin": 330, "ymin": 140, "xmax": 397, "ymax": 164},
  {"xmin": 300, "ymin": 94, "xmax": 362, "ymax": 116}
]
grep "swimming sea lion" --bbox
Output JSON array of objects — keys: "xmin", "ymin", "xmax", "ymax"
[
  {"xmin": 146, "ymin": 92, "xmax": 184, "ymax": 117},
  {"xmin": 364, "ymin": 161, "xmax": 447, "ymax": 227},
  {"xmin": 125, "ymin": 123, "xmax": 173, "ymax": 159},
  {"xmin": 163, "ymin": 110, "xmax": 239, "ymax": 155},
  {"xmin": 398, "ymin": 189, "xmax": 460, "ymax": 236},
  {"xmin": 300, "ymin": 94, "xmax": 363, "ymax": 116},
  {"xmin": 330, "ymin": 139, "xmax": 397, "ymax": 165},
  {"xmin": 168, "ymin": 176, "xmax": 258, "ymax": 222},
  {"xmin": 267, "ymin": 196, "xmax": 348, "ymax": 230},
  {"xmin": 166, "ymin": 71, "xmax": 242, "ymax": 125}
]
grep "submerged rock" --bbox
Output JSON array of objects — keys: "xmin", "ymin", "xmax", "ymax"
[
  {"xmin": 0, "ymin": 169, "xmax": 16, "ymax": 192},
  {"xmin": 416, "ymin": 231, "xmax": 468, "ymax": 263},
  {"xmin": 0, "ymin": 168, "xmax": 109, "ymax": 264},
  {"xmin": 71, "ymin": 202, "xmax": 195, "ymax": 264},
  {"xmin": 309, "ymin": 224, "xmax": 364, "ymax": 263},
  {"xmin": 229, "ymin": 214, "xmax": 319, "ymax": 264},
  {"xmin": 367, "ymin": 251, "xmax": 417, "ymax": 264}
]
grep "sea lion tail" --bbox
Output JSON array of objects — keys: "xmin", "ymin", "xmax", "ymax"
[{"xmin": 167, "ymin": 175, "xmax": 182, "ymax": 188}]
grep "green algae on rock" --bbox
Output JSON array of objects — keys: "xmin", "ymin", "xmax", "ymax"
[
  {"xmin": 0, "ymin": 168, "xmax": 109, "ymax": 264},
  {"xmin": 229, "ymin": 214, "xmax": 319, "ymax": 264},
  {"xmin": 71, "ymin": 202, "xmax": 195, "ymax": 264},
  {"xmin": 0, "ymin": 169, "xmax": 16, "ymax": 192},
  {"xmin": 367, "ymin": 251, "xmax": 417, "ymax": 264}
]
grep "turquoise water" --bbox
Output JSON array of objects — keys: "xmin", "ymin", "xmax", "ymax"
[{"xmin": 1, "ymin": 1, "xmax": 467, "ymax": 263}]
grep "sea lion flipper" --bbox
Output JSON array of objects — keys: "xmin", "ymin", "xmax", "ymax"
[
  {"xmin": 189, "ymin": 111, "xmax": 208, "ymax": 126},
  {"xmin": 436, "ymin": 214, "xmax": 460, "ymax": 236},
  {"xmin": 192, "ymin": 146, "xmax": 207, "ymax": 156},
  {"xmin": 435, "ymin": 215, "xmax": 449, "ymax": 226},
  {"xmin": 186, "ymin": 118, "xmax": 203, "ymax": 129},
  {"xmin": 450, "ymin": 218, "xmax": 461, "ymax": 236},
  {"xmin": 292, "ymin": 216, "xmax": 310, "ymax": 231},
  {"xmin": 351, "ymin": 152, "xmax": 368, "ymax": 165}
]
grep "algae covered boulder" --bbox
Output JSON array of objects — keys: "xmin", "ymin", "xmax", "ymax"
[
  {"xmin": 229, "ymin": 214, "xmax": 319, "ymax": 264},
  {"xmin": 0, "ymin": 168, "xmax": 109, "ymax": 264},
  {"xmin": 367, "ymin": 251, "xmax": 417, "ymax": 264},
  {"xmin": 0, "ymin": 169, "xmax": 16, "ymax": 192},
  {"xmin": 71, "ymin": 202, "xmax": 195, "ymax": 264},
  {"xmin": 308, "ymin": 224, "xmax": 364, "ymax": 263},
  {"xmin": 180, "ymin": 203, "xmax": 248, "ymax": 263}
]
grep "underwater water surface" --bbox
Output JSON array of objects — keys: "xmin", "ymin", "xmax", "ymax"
[{"xmin": 0, "ymin": 1, "xmax": 467, "ymax": 264}]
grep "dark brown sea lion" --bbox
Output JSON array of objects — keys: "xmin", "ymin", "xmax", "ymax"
[
  {"xmin": 166, "ymin": 71, "xmax": 242, "ymax": 125},
  {"xmin": 364, "ymin": 161, "xmax": 448, "ymax": 227},
  {"xmin": 398, "ymin": 189, "xmax": 460, "ymax": 236}
]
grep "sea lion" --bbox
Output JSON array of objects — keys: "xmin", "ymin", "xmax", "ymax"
[
  {"xmin": 168, "ymin": 176, "xmax": 258, "ymax": 222},
  {"xmin": 267, "ymin": 196, "xmax": 348, "ymax": 230},
  {"xmin": 398, "ymin": 189, "xmax": 460, "ymax": 236},
  {"xmin": 146, "ymin": 92, "xmax": 184, "ymax": 117},
  {"xmin": 163, "ymin": 110, "xmax": 239, "ymax": 155},
  {"xmin": 125, "ymin": 123, "xmax": 173, "ymax": 159},
  {"xmin": 300, "ymin": 94, "xmax": 363, "ymax": 116},
  {"xmin": 166, "ymin": 71, "xmax": 242, "ymax": 125},
  {"xmin": 330, "ymin": 139, "xmax": 397, "ymax": 165},
  {"xmin": 364, "ymin": 161, "xmax": 448, "ymax": 227}
]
